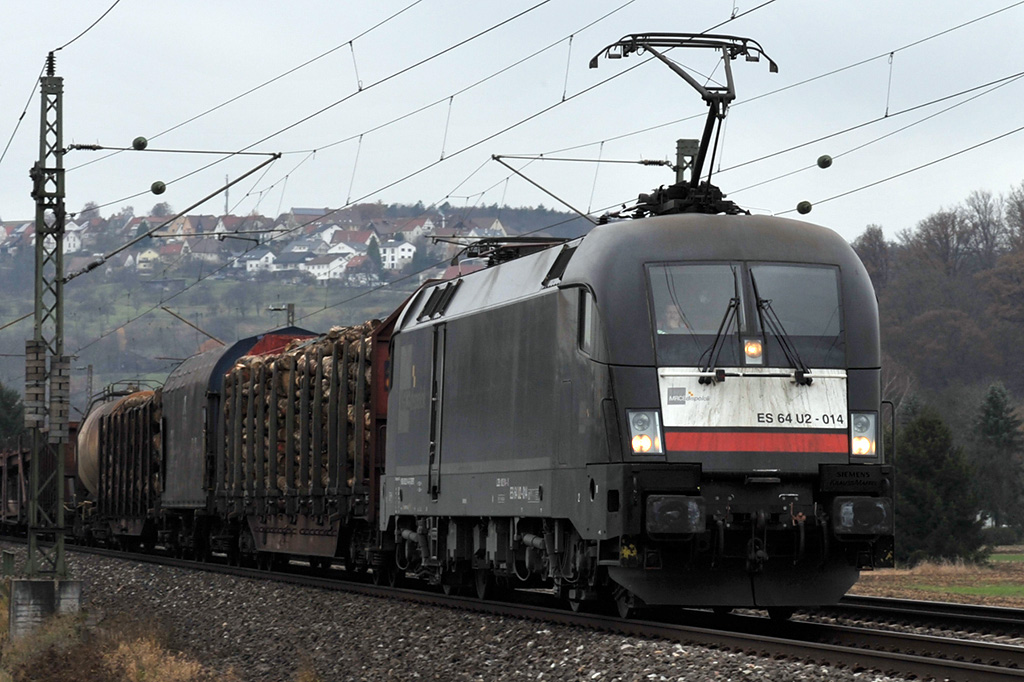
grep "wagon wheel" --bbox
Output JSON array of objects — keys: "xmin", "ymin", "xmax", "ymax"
[
  {"xmin": 257, "ymin": 552, "xmax": 274, "ymax": 571},
  {"xmin": 372, "ymin": 555, "xmax": 405, "ymax": 587}
]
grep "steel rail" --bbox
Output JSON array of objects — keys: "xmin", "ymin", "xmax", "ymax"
[{"xmin": 836, "ymin": 594, "xmax": 1024, "ymax": 628}]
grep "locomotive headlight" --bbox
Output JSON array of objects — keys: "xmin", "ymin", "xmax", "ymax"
[
  {"xmin": 850, "ymin": 412, "xmax": 877, "ymax": 457},
  {"xmin": 631, "ymin": 434, "xmax": 653, "ymax": 453},
  {"xmin": 743, "ymin": 339, "xmax": 763, "ymax": 365},
  {"xmin": 627, "ymin": 410, "xmax": 663, "ymax": 455}
]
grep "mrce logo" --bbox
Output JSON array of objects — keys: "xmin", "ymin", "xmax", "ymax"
[{"xmin": 667, "ymin": 387, "xmax": 708, "ymax": 405}]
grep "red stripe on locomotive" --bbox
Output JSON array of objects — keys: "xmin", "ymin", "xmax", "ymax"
[{"xmin": 665, "ymin": 430, "xmax": 848, "ymax": 453}]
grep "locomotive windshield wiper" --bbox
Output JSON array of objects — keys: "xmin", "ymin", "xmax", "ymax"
[
  {"xmin": 750, "ymin": 272, "xmax": 812, "ymax": 386},
  {"xmin": 698, "ymin": 267, "xmax": 741, "ymax": 384},
  {"xmin": 697, "ymin": 297, "xmax": 740, "ymax": 384}
]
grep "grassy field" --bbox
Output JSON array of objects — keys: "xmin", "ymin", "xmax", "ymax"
[{"xmin": 850, "ymin": 547, "xmax": 1024, "ymax": 607}]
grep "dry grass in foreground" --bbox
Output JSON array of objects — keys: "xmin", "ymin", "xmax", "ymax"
[
  {"xmin": 0, "ymin": 609, "xmax": 242, "ymax": 682},
  {"xmin": 849, "ymin": 548, "xmax": 1024, "ymax": 608}
]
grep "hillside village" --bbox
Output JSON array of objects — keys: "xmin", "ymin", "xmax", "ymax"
[{"xmin": 0, "ymin": 203, "xmax": 520, "ymax": 285}]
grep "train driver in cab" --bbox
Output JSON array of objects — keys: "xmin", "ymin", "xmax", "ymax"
[{"xmin": 658, "ymin": 303, "xmax": 689, "ymax": 334}]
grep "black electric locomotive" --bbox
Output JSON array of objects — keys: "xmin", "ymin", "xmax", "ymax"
[
  {"xmin": 380, "ymin": 212, "xmax": 892, "ymax": 615},
  {"xmin": 377, "ymin": 33, "xmax": 892, "ymax": 616}
]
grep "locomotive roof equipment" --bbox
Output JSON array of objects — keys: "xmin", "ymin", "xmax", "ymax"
[{"xmin": 590, "ymin": 33, "xmax": 776, "ymax": 218}]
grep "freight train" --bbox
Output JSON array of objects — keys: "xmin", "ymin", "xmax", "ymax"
[{"xmin": 0, "ymin": 33, "xmax": 893, "ymax": 619}]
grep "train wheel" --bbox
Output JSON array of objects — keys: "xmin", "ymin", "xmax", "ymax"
[
  {"xmin": 473, "ymin": 569, "xmax": 492, "ymax": 600},
  {"xmin": 371, "ymin": 564, "xmax": 389, "ymax": 586},
  {"xmin": 712, "ymin": 606, "xmax": 733, "ymax": 616},
  {"xmin": 767, "ymin": 607, "xmax": 794, "ymax": 622},
  {"xmin": 615, "ymin": 588, "xmax": 641, "ymax": 619},
  {"xmin": 441, "ymin": 568, "xmax": 463, "ymax": 596},
  {"xmin": 257, "ymin": 552, "xmax": 274, "ymax": 571}
]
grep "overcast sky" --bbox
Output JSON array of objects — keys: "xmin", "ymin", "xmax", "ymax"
[{"xmin": 2, "ymin": 0, "xmax": 1023, "ymax": 243}]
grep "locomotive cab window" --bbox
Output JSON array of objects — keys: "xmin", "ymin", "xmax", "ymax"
[
  {"xmin": 648, "ymin": 263, "xmax": 745, "ymax": 367},
  {"xmin": 578, "ymin": 288, "xmax": 595, "ymax": 355},
  {"xmin": 648, "ymin": 262, "xmax": 845, "ymax": 369},
  {"xmin": 749, "ymin": 264, "xmax": 844, "ymax": 368}
]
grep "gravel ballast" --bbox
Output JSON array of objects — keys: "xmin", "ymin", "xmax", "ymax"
[{"xmin": 17, "ymin": 547, "xmax": 911, "ymax": 682}]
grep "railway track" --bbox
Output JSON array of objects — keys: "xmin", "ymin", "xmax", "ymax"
[
  {"xmin": 15, "ymin": 541, "xmax": 1022, "ymax": 682},
  {"xmin": 830, "ymin": 594, "xmax": 1024, "ymax": 630}
]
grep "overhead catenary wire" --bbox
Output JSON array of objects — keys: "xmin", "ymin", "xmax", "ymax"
[
  {"xmin": 232, "ymin": 0, "xmax": 557, "ymax": 156},
  {"xmin": 542, "ymin": 0, "xmax": 1024, "ymax": 158},
  {"xmin": 65, "ymin": 0, "xmax": 427, "ymax": 173},
  {"xmin": 53, "ymin": 0, "xmax": 122, "ymax": 52},
  {"xmin": 731, "ymin": 71, "xmax": 1024, "ymax": 194},
  {"xmin": 0, "ymin": 65, "xmax": 44, "ymax": 172},
  {"xmin": 722, "ymin": 70, "xmax": 1024, "ymax": 175},
  {"xmin": 76, "ymin": 4, "xmax": 655, "ymax": 254},
  {"xmin": 285, "ymin": 0, "xmax": 640, "ymax": 159},
  {"xmin": 775, "ymin": 121, "xmax": 1024, "ymax": 216},
  {"xmin": 72, "ymin": 0, "xmax": 581, "ymax": 216},
  {"xmin": 64, "ymin": 154, "xmax": 281, "ymax": 285}
]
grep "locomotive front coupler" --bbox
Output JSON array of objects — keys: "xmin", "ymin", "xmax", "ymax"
[{"xmin": 745, "ymin": 535, "xmax": 768, "ymax": 573}]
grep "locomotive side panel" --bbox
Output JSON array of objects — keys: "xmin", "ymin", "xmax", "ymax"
[{"xmin": 387, "ymin": 293, "xmax": 562, "ymax": 519}]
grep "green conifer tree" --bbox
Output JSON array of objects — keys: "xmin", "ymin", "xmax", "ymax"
[
  {"xmin": 896, "ymin": 408, "xmax": 985, "ymax": 564},
  {"xmin": 970, "ymin": 383, "xmax": 1024, "ymax": 529},
  {"xmin": 0, "ymin": 379, "xmax": 24, "ymax": 444},
  {"xmin": 366, "ymin": 237, "xmax": 382, "ymax": 272}
]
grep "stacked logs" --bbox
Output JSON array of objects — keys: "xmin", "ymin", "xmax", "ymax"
[
  {"xmin": 223, "ymin": 321, "xmax": 377, "ymax": 500},
  {"xmin": 100, "ymin": 390, "xmax": 162, "ymax": 515}
]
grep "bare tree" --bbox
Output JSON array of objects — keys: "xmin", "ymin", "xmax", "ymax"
[
  {"xmin": 881, "ymin": 350, "xmax": 914, "ymax": 408},
  {"xmin": 898, "ymin": 209, "xmax": 973, "ymax": 277},
  {"xmin": 852, "ymin": 224, "xmax": 891, "ymax": 290},
  {"xmin": 78, "ymin": 201, "xmax": 101, "ymax": 221},
  {"xmin": 1005, "ymin": 180, "xmax": 1024, "ymax": 252},
  {"xmin": 962, "ymin": 190, "xmax": 1006, "ymax": 269}
]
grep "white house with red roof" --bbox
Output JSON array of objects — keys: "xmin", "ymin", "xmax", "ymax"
[
  {"xmin": 396, "ymin": 216, "xmax": 435, "ymax": 243},
  {"xmin": 330, "ymin": 229, "xmax": 378, "ymax": 248},
  {"xmin": 158, "ymin": 242, "xmax": 184, "ymax": 263}
]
